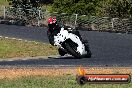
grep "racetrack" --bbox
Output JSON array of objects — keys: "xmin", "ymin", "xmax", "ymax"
[{"xmin": 0, "ymin": 24, "xmax": 132, "ymax": 67}]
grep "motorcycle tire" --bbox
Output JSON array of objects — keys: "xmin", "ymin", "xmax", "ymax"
[
  {"xmin": 84, "ymin": 44, "xmax": 92, "ymax": 58},
  {"xmin": 65, "ymin": 42, "xmax": 81, "ymax": 59},
  {"xmin": 58, "ymin": 48, "xmax": 66, "ymax": 56}
]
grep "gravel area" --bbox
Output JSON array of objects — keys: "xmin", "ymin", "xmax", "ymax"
[{"xmin": 0, "ymin": 67, "xmax": 132, "ymax": 79}]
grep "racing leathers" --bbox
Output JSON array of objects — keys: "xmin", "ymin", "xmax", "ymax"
[{"xmin": 47, "ymin": 25, "xmax": 87, "ymax": 46}]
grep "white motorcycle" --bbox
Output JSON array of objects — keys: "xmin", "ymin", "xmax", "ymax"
[{"xmin": 54, "ymin": 27, "xmax": 92, "ymax": 58}]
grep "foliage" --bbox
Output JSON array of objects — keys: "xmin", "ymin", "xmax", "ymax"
[
  {"xmin": 102, "ymin": 0, "xmax": 132, "ymax": 18},
  {"xmin": 52, "ymin": 0, "xmax": 132, "ymax": 18},
  {"xmin": 5, "ymin": 0, "xmax": 132, "ymax": 18},
  {"xmin": 0, "ymin": 0, "xmax": 8, "ymax": 6},
  {"xmin": 52, "ymin": 0, "xmax": 102, "ymax": 16}
]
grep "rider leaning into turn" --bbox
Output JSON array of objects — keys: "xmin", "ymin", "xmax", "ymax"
[
  {"xmin": 47, "ymin": 17, "xmax": 61, "ymax": 45},
  {"xmin": 47, "ymin": 17, "xmax": 86, "ymax": 46}
]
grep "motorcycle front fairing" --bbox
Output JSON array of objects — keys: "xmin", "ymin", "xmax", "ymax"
[
  {"xmin": 67, "ymin": 33, "xmax": 87, "ymax": 55},
  {"xmin": 54, "ymin": 27, "xmax": 69, "ymax": 47},
  {"xmin": 54, "ymin": 27, "xmax": 87, "ymax": 55}
]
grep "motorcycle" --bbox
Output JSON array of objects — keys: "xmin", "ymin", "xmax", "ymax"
[{"xmin": 53, "ymin": 27, "xmax": 92, "ymax": 58}]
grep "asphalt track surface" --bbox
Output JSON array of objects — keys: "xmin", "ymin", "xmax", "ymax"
[{"xmin": 0, "ymin": 24, "xmax": 132, "ymax": 67}]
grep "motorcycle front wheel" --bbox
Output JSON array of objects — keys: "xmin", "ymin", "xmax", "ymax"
[
  {"xmin": 58, "ymin": 48, "xmax": 67, "ymax": 56},
  {"xmin": 65, "ymin": 42, "xmax": 81, "ymax": 59}
]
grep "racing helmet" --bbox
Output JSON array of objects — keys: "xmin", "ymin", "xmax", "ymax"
[{"xmin": 47, "ymin": 17, "xmax": 57, "ymax": 29}]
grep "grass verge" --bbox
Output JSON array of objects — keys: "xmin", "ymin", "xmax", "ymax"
[
  {"xmin": 0, "ymin": 67, "xmax": 132, "ymax": 88},
  {"xmin": 0, "ymin": 37, "xmax": 58, "ymax": 59},
  {"xmin": 0, "ymin": 75, "xmax": 131, "ymax": 88},
  {"xmin": 0, "ymin": 0, "xmax": 8, "ymax": 6}
]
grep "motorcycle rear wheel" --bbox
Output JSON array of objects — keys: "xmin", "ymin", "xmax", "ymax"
[{"xmin": 84, "ymin": 44, "xmax": 92, "ymax": 58}]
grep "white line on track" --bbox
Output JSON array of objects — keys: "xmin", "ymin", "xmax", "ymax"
[{"xmin": 0, "ymin": 35, "xmax": 46, "ymax": 44}]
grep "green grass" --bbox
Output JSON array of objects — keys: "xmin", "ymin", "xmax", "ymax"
[
  {"xmin": 0, "ymin": 38, "xmax": 58, "ymax": 59},
  {"xmin": 0, "ymin": 0, "xmax": 9, "ymax": 16},
  {"xmin": 0, "ymin": 75, "xmax": 131, "ymax": 88},
  {"xmin": 0, "ymin": 0, "xmax": 8, "ymax": 6}
]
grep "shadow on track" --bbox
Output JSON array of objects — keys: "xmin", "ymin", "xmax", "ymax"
[
  {"xmin": 0, "ymin": 56, "xmax": 94, "ymax": 67},
  {"xmin": 0, "ymin": 54, "xmax": 132, "ymax": 67},
  {"xmin": 51, "ymin": 55, "xmax": 88, "ymax": 59}
]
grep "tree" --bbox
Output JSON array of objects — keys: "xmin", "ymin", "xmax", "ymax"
[
  {"xmin": 105, "ymin": 0, "xmax": 132, "ymax": 18},
  {"xmin": 52, "ymin": 0, "xmax": 102, "ymax": 16}
]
